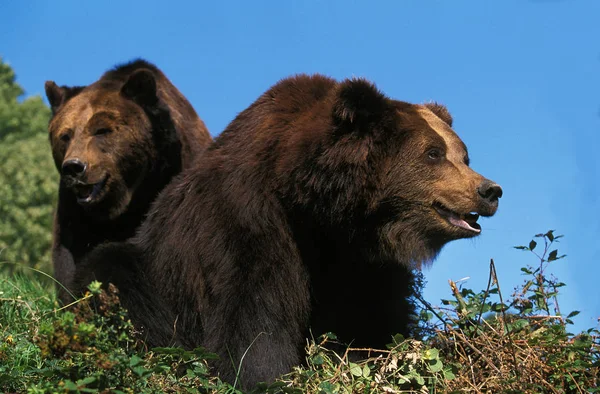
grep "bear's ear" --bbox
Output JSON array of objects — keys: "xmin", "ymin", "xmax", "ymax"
[
  {"xmin": 45, "ymin": 81, "xmax": 85, "ymax": 115},
  {"xmin": 121, "ymin": 69, "xmax": 158, "ymax": 106},
  {"xmin": 423, "ymin": 102, "xmax": 453, "ymax": 127},
  {"xmin": 333, "ymin": 78, "xmax": 391, "ymax": 133}
]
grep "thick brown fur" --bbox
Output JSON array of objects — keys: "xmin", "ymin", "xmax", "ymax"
[
  {"xmin": 46, "ymin": 59, "xmax": 211, "ymax": 305},
  {"xmin": 79, "ymin": 74, "xmax": 502, "ymax": 389}
]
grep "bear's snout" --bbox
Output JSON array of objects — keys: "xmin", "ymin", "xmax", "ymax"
[
  {"xmin": 61, "ymin": 158, "xmax": 87, "ymax": 179},
  {"xmin": 477, "ymin": 179, "xmax": 502, "ymax": 215}
]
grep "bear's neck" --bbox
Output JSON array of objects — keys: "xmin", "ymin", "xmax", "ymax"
[{"xmin": 288, "ymin": 217, "xmax": 418, "ymax": 347}]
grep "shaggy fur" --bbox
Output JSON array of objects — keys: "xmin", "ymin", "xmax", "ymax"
[
  {"xmin": 46, "ymin": 59, "xmax": 211, "ymax": 305},
  {"xmin": 79, "ymin": 74, "xmax": 502, "ymax": 389}
]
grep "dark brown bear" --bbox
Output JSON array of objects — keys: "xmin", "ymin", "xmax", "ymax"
[
  {"xmin": 45, "ymin": 59, "xmax": 211, "ymax": 307},
  {"xmin": 80, "ymin": 74, "xmax": 502, "ymax": 389}
]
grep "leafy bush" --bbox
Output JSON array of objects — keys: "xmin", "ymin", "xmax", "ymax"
[
  {"xmin": 0, "ymin": 277, "xmax": 230, "ymax": 393},
  {"xmin": 2, "ymin": 231, "xmax": 596, "ymax": 393},
  {"xmin": 426, "ymin": 230, "xmax": 600, "ymax": 393},
  {"xmin": 0, "ymin": 58, "xmax": 57, "ymax": 274}
]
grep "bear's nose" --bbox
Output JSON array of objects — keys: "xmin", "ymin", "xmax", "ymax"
[
  {"xmin": 62, "ymin": 159, "xmax": 87, "ymax": 178},
  {"xmin": 477, "ymin": 180, "xmax": 503, "ymax": 202}
]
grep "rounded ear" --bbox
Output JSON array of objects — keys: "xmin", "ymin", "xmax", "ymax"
[
  {"xmin": 45, "ymin": 81, "xmax": 63, "ymax": 113},
  {"xmin": 423, "ymin": 102, "xmax": 453, "ymax": 127},
  {"xmin": 45, "ymin": 81, "xmax": 84, "ymax": 115},
  {"xmin": 332, "ymin": 78, "xmax": 391, "ymax": 132},
  {"xmin": 121, "ymin": 69, "xmax": 158, "ymax": 106}
]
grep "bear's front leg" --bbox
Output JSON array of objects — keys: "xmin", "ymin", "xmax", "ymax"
[
  {"xmin": 75, "ymin": 242, "xmax": 185, "ymax": 348},
  {"xmin": 202, "ymin": 256, "xmax": 311, "ymax": 391}
]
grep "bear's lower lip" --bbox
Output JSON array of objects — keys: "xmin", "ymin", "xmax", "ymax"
[
  {"xmin": 433, "ymin": 202, "xmax": 481, "ymax": 233},
  {"xmin": 74, "ymin": 176, "xmax": 108, "ymax": 205}
]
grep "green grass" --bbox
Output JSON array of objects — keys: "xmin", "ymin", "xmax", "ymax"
[
  {"xmin": 0, "ymin": 272, "xmax": 53, "ymax": 383},
  {"xmin": 0, "ymin": 270, "xmax": 453, "ymax": 394},
  {"xmin": 0, "ymin": 231, "xmax": 598, "ymax": 393},
  {"xmin": 0, "ymin": 272, "xmax": 234, "ymax": 393}
]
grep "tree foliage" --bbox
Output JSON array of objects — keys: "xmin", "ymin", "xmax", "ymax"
[{"xmin": 0, "ymin": 58, "xmax": 56, "ymax": 273}]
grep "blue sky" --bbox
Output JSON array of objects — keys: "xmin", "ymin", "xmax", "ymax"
[{"xmin": 2, "ymin": 1, "xmax": 599, "ymax": 332}]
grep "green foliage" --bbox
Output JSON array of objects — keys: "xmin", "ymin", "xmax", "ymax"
[
  {"xmin": 0, "ymin": 58, "xmax": 57, "ymax": 274},
  {"xmin": 427, "ymin": 230, "xmax": 600, "ymax": 392},
  {"xmin": 268, "ymin": 333, "xmax": 454, "ymax": 393},
  {"xmin": 0, "ymin": 275, "xmax": 234, "ymax": 393}
]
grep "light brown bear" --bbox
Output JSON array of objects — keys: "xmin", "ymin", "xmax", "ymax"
[{"xmin": 45, "ymin": 59, "xmax": 211, "ymax": 305}]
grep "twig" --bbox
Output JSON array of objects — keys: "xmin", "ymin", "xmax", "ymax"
[
  {"xmin": 414, "ymin": 292, "xmax": 451, "ymax": 334},
  {"xmin": 451, "ymin": 328, "xmax": 502, "ymax": 374},
  {"xmin": 490, "ymin": 259, "xmax": 520, "ymax": 381},
  {"xmin": 475, "ymin": 259, "xmax": 495, "ymax": 331}
]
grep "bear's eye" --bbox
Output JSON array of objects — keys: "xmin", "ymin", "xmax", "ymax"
[
  {"xmin": 426, "ymin": 148, "xmax": 444, "ymax": 162},
  {"xmin": 59, "ymin": 133, "xmax": 71, "ymax": 143},
  {"xmin": 95, "ymin": 128, "xmax": 112, "ymax": 136}
]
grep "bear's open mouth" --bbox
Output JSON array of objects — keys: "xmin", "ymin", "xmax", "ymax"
[
  {"xmin": 73, "ymin": 176, "xmax": 108, "ymax": 205},
  {"xmin": 433, "ymin": 202, "xmax": 481, "ymax": 233}
]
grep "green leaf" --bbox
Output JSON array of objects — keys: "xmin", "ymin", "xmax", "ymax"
[
  {"xmin": 545, "ymin": 230, "xmax": 555, "ymax": 242},
  {"xmin": 548, "ymin": 249, "xmax": 558, "ymax": 261},
  {"xmin": 362, "ymin": 364, "xmax": 370, "ymax": 377},
  {"xmin": 87, "ymin": 281, "xmax": 102, "ymax": 294},
  {"xmin": 428, "ymin": 358, "xmax": 444, "ymax": 373},
  {"xmin": 529, "ymin": 240, "xmax": 537, "ymax": 251},
  {"xmin": 511, "ymin": 319, "xmax": 530, "ymax": 331},
  {"xmin": 63, "ymin": 380, "xmax": 78, "ymax": 390},
  {"xmin": 443, "ymin": 366, "xmax": 456, "ymax": 380},
  {"xmin": 392, "ymin": 333, "xmax": 405, "ymax": 343},
  {"xmin": 323, "ymin": 332, "xmax": 337, "ymax": 340},
  {"xmin": 567, "ymin": 310, "xmax": 580, "ymax": 318},
  {"xmin": 349, "ymin": 362, "xmax": 362, "ymax": 377},
  {"xmin": 514, "ymin": 246, "xmax": 528, "ymax": 250},
  {"xmin": 415, "ymin": 374, "xmax": 425, "ymax": 385},
  {"xmin": 129, "ymin": 354, "xmax": 143, "ymax": 367},
  {"xmin": 311, "ymin": 354, "xmax": 324, "ymax": 365},
  {"xmin": 424, "ymin": 348, "xmax": 439, "ymax": 360},
  {"xmin": 318, "ymin": 381, "xmax": 336, "ymax": 393},
  {"xmin": 133, "ymin": 366, "xmax": 149, "ymax": 377}
]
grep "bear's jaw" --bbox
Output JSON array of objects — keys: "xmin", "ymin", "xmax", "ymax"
[
  {"xmin": 71, "ymin": 174, "xmax": 109, "ymax": 206},
  {"xmin": 433, "ymin": 202, "xmax": 481, "ymax": 234}
]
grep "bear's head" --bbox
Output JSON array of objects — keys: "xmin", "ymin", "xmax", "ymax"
[
  {"xmin": 45, "ymin": 69, "xmax": 179, "ymax": 220},
  {"xmin": 282, "ymin": 76, "xmax": 502, "ymax": 266}
]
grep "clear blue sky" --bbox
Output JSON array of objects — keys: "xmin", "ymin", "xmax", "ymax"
[{"xmin": 2, "ymin": 1, "xmax": 599, "ymax": 332}]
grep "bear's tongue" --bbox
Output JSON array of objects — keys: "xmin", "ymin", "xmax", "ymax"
[
  {"xmin": 447, "ymin": 212, "xmax": 480, "ymax": 233},
  {"xmin": 435, "ymin": 204, "xmax": 481, "ymax": 233}
]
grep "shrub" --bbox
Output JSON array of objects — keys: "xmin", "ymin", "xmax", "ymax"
[{"xmin": 0, "ymin": 232, "xmax": 597, "ymax": 393}]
